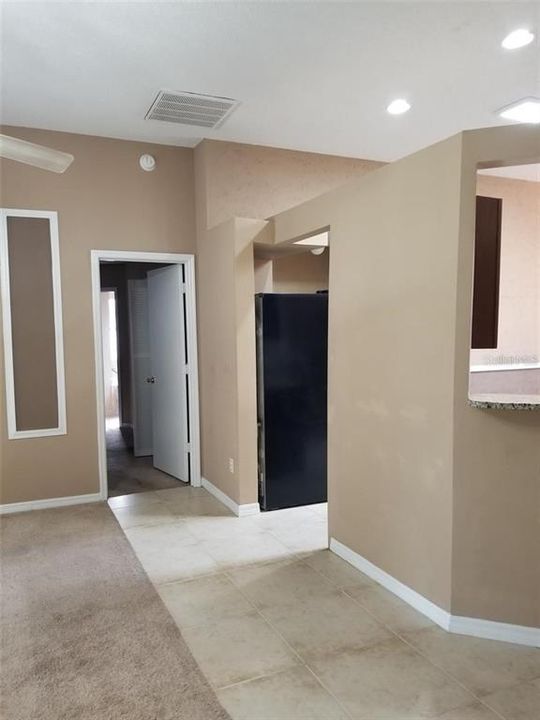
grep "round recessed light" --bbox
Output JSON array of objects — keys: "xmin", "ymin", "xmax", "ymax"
[
  {"xmin": 502, "ymin": 28, "xmax": 535, "ymax": 50},
  {"xmin": 387, "ymin": 99, "xmax": 411, "ymax": 115}
]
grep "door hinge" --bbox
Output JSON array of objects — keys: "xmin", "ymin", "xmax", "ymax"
[{"xmin": 180, "ymin": 283, "xmax": 187, "ymax": 294}]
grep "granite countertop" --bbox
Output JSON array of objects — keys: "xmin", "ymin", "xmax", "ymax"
[{"xmin": 468, "ymin": 393, "xmax": 540, "ymax": 410}]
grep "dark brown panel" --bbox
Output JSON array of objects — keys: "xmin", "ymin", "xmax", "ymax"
[
  {"xmin": 471, "ymin": 196, "xmax": 502, "ymax": 349},
  {"xmin": 7, "ymin": 217, "xmax": 59, "ymax": 430}
]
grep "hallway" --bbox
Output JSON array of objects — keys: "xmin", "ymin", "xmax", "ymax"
[
  {"xmin": 106, "ymin": 423, "xmax": 183, "ymax": 497},
  {"xmin": 109, "ymin": 487, "xmax": 540, "ymax": 720}
]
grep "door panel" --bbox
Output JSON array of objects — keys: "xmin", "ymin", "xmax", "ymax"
[
  {"xmin": 148, "ymin": 265, "xmax": 189, "ymax": 481},
  {"xmin": 258, "ymin": 293, "xmax": 328, "ymax": 510},
  {"xmin": 472, "ymin": 196, "xmax": 502, "ymax": 349},
  {"xmin": 128, "ymin": 279, "xmax": 153, "ymax": 456}
]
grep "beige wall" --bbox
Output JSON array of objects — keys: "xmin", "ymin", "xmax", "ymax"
[
  {"xmin": 274, "ymin": 134, "xmax": 463, "ymax": 611},
  {"xmin": 272, "ymin": 250, "xmax": 329, "ymax": 293},
  {"xmin": 452, "ymin": 127, "xmax": 540, "ymax": 627},
  {"xmin": 1, "ymin": 129, "xmax": 378, "ymax": 506},
  {"xmin": 254, "ymin": 258, "xmax": 273, "ymax": 293},
  {"xmin": 254, "ymin": 250, "xmax": 329, "ymax": 294},
  {"xmin": 194, "ymin": 139, "xmax": 380, "ymax": 502},
  {"xmin": 271, "ymin": 125, "xmax": 540, "ymax": 626},
  {"xmin": 195, "ymin": 139, "xmax": 382, "ymax": 231},
  {"xmin": 0, "ymin": 126, "xmax": 196, "ymax": 504},
  {"xmin": 472, "ymin": 174, "xmax": 539, "ymax": 367},
  {"xmin": 197, "ymin": 218, "xmax": 266, "ymax": 505}
]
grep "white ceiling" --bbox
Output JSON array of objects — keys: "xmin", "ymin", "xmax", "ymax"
[
  {"xmin": 479, "ymin": 163, "xmax": 540, "ymax": 182},
  {"xmin": 1, "ymin": 2, "xmax": 539, "ymax": 161}
]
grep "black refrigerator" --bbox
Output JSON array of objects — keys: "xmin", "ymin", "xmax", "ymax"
[{"xmin": 256, "ymin": 293, "xmax": 328, "ymax": 511}]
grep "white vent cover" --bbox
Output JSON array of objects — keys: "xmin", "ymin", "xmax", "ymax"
[{"xmin": 145, "ymin": 90, "xmax": 239, "ymax": 129}]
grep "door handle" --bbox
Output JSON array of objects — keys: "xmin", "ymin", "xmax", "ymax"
[{"xmin": 145, "ymin": 376, "xmax": 156, "ymax": 384}]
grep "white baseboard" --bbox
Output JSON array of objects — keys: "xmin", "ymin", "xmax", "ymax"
[
  {"xmin": 330, "ymin": 537, "xmax": 539, "ymax": 648},
  {"xmin": 201, "ymin": 477, "xmax": 260, "ymax": 517},
  {"xmin": 448, "ymin": 615, "xmax": 540, "ymax": 647},
  {"xmin": 330, "ymin": 538, "xmax": 451, "ymax": 630},
  {"xmin": 0, "ymin": 492, "xmax": 103, "ymax": 515}
]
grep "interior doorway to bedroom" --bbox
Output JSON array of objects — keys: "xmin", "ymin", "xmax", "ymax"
[{"xmin": 92, "ymin": 251, "xmax": 201, "ymax": 500}]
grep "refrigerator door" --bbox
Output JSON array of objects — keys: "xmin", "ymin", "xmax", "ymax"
[{"xmin": 257, "ymin": 293, "xmax": 328, "ymax": 510}]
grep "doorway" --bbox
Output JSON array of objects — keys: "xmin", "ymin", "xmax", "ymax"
[
  {"xmin": 91, "ymin": 251, "xmax": 201, "ymax": 500},
  {"xmin": 254, "ymin": 231, "xmax": 329, "ymax": 512}
]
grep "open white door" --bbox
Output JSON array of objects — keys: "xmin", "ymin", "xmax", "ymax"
[
  {"xmin": 128, "ymin": 279, "xmax": 153, "ymax": 456},
  {"xmin": 147, "ymin": 265, "xmax": 189, "ymax": 481}
]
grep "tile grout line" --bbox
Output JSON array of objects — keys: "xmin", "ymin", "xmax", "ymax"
[
  {"xmin": 477, "ymin": 694, "xmax": 516, "ymax": 720},
  {"xmin": 215, "ymin": 666, "xmax": 298, "ymax": 693},
  {"xmin": 394, "ymin": 627, "xmax": 517, "ymax": 719},
  {"xmin": 116, "ymin": 499, "xmax": 354, "ymax": 717},
  {"xmin": 112, "ymin": 495, "xmax": 520, "ymax": 719},
  {"xmin": 477, "ymin": 675, "xmax": 540, "ymax": 720},
  {"xmin": 337, "ymin": 585, "xmax": 494, "ymax": 712},
  {"xmin": 119, "ymin": 500, "xmax": 329, "ymax": 706},
  {"xmin": 146, "ymin": 563, "xmax": 283, "ymax": 697},
  {"xmin": 301, "ymin": 662, "xmax": 356, "ymax": 720},
  {"xmin": 301, "ymin": 562, "xmax": 502, "ymax": 718},
  {"xmin": 154, "ymin": 568, "xmax": 226, "ymax": 589},
  {"xmin": 223, "ymin": 567, "xmax": 356, "ymax": 720}
]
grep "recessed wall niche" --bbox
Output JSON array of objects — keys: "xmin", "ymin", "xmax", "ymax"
[{"xmin": 0, "ymin": 210, "xmax": 66, "ymax": 438}]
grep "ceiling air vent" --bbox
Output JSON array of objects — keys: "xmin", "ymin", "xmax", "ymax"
[{"xmin": 145, "ymin": 90, "xmax": 239, "ymax": 129}]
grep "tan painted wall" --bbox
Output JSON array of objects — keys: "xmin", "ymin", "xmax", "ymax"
[
  {"xmin": 0, "ymin": 127, "xmax": 195, "ymax": 504},
  {"xmin": 452, "ymin": 127, "xmax": 540, "ymax": 627},
  {"xmin": 254, "ymin": 251, "xmax": 329, "ymax": 294},
  {"xmin": 254, "ymin": 258, "xmax": 273, "ymax": 293},
  {"xmin": 196, "ymin": 219, "xmax": 240, "ymax": 503},
  {"xmin": 273, "ymin": 134, "xmax": 463, "ymax": 609},
  {"xmin": 272, "ymin": 250, "xmax": 329, "ymax": 293},
  {"xmin": 194, "ymin": 139, "xmax": 381, "ymax": 503},
  {"xmin": 195, "ymin": 139, "xmax": 383, "ymax": 230},
  {"xmin": 271, "ymin": 125, "xmax": 540, "ymax": 625},
  {"xmin": 1, "ymin": 129, "xmax": 378, "ymax": 506},
  {"xmin": 197, "ymin": 218, "xmax": 266, "ymax": 504},
  {"xmin": 472, "ymin": 174, "xmax": 540, "ymax": 367}
]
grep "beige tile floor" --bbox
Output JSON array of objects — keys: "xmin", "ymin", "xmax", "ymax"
[{"xmin": 109, "ymin": 486, "xmax": 540, "ymax": 720}]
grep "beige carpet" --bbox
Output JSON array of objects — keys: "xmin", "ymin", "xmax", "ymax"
[{"xmin": 0, "ymin": 503, "xmax": 231, "ymax": 720}]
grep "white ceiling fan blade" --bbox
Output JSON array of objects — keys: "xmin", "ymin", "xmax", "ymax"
[{"xmin": 0, "ymin": 134, "xmax": 74, "ymax": 173}]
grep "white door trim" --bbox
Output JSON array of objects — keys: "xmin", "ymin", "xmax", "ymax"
[{"xmin": 90, "ymin": 250, "xmax": 201, "ymax": 500}]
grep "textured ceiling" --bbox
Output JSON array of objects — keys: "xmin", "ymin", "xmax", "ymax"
[{"xmin": 1, "ymin": 2, "xmax": 539, "ymax": 161}]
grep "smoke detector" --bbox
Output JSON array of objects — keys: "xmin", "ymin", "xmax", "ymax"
[
  {"xmin": 145, "ymin": 90, "xmax": 239, "ymax": 129},
  {"xmin": 139, "ymin": 154, "xmax": 156, "ymax": 172}
]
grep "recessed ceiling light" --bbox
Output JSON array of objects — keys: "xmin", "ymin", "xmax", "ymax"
[
  {"xmin": 498, "ymin": 97, "xmax": 540, "ymax": 124},
  {"xmin": 387, "ymin": 99, "xmax": 411, "ymax": 115},
  {"xmin": 502, "ymin": 28, "xmax": 535, "ymax": 49}
]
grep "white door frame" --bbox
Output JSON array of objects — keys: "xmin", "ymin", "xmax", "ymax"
[{"xmin": 91, "ymin": 250, "xmax": 201, "ymax": 500}]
